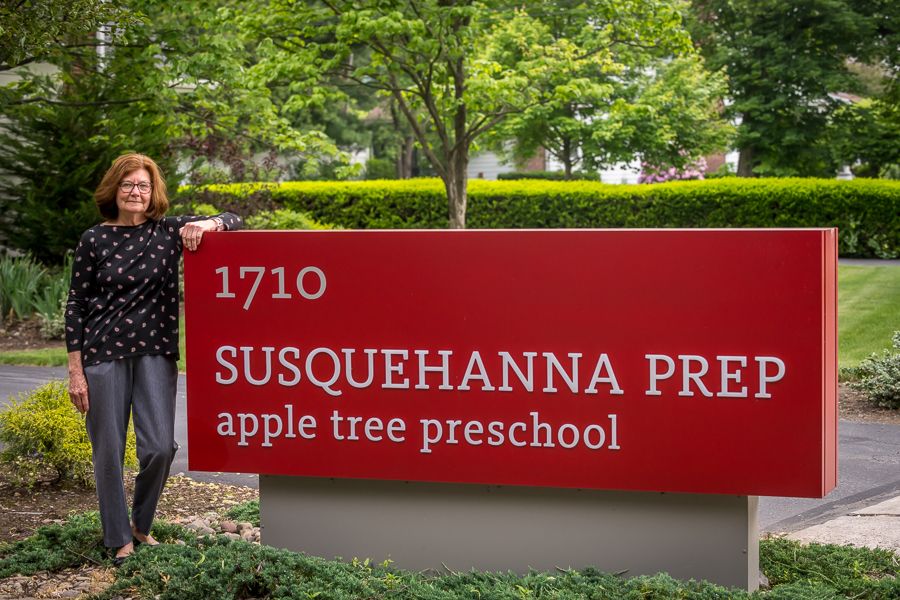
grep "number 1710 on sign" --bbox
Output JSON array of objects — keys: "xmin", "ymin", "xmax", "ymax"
[{"xmin": 214, "ymin": 266, "xmax": 327, "ymax": 310}]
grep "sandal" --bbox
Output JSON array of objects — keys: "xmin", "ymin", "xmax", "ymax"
[
  {"xmin": 112, "ymin": 546, "xmax": 133, "ymax": 567},
  {"xmin": 132, "ymin": 524, "xmax": 160, "ymax": 547},
  {"xmin": 132, "ymin": 535, "xmax": 160, "ymax": 547}
]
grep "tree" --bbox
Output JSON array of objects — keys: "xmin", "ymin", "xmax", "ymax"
[
  {"xmin": 0, "ymin": 0, "xmax": 340, "ymax": 262},
  {"xmin": 690, "ymin": 0, "xmax": 887, "ymax": 177},
  {"xmin": 0, "ymin": 0, "xmax": 130, "ymax": 72},
  {"xmin": 487, "ymin": 2, "xmax": 732, "ymax": 178},
  {"xmin": 491, "ymin": 52, "xmax": 733, "ymax": 178},
  {"xmin": 828, "ymin": 96, "xmax": 900, "ymax": 178},
  {"xmin": 237, "ymin": 0, "xmax": 692, "ymax": 228}
]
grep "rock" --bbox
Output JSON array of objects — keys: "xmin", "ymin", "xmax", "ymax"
[
  {"xmin": 222, "ymin": 532, "xmax": 241, "ymax": 541},
  {"xmin": 219, "ymin": 520, "xmax": 238, "ymax": 534},
  {"xmin": 187, "ymin": 518, "xmax": 214, "ymax": 535},
  {"xmin": 240, "ymin": 529, "xmax": 254, "ymax": 541},
  {"xmin": 237, "ymin": 521, "xmax": 253, "ymax": 533}
]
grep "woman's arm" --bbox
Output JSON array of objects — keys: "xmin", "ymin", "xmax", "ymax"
[
  {"xmin": 67, "ymin": 351, "xmax": 89, "ymax": 414},
  {"xmin": 163, "ymin": 213, "xmax": 243, "ymax": 252},
  {"xmin": 65, "ymin": 233, "xmax": 94, "ymax": 414}
]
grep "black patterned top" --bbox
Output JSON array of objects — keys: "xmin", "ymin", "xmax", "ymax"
[{"xmin": 65, "ymin": 214, "xmax": 242, "ymax": 365}]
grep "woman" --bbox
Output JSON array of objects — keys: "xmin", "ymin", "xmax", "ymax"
[{"xmin": 66, "ymin": 153, "xmax": 242, "ymax": 565}]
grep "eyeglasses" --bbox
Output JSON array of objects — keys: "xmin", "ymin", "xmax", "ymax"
[{"xmin": 119, "ymin": 181, "xmax": 152, "ymax": 194}]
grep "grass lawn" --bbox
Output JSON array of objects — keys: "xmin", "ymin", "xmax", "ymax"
[
  {"xmin": 0, "ymin": 318, "xmax": 187, "ymax": 371},
  {"xmin": 1, "ymin": 265, "xmax": 898, "ymax": 370},
  {"xmin": 0, "ymin": 347, "xmax": 69, "ymax": 367},
  {"xmin": 838, "ymin": 265, "xmax": 900, "ymax": 366}
]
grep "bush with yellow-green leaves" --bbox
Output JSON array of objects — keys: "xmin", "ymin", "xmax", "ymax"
[{"xmin": 0, "ymin": 381, "xmax": 137, "ymax": 487}]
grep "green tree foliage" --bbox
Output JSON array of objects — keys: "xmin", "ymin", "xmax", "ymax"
[
  {"xmin": 0, "ymin": 64, "xmax": 174, "ymax": 263},
  {"xmin": 490, "ymin": 4, "xmax": 733, "ymax": 178},
  {"xmin": 0, "ymin": 0, "xmax": 131, "ymax": 74},
  {"xmin": 0, "ymin": 0, "xmax": 340, "ymax": 263},
  {"xmin": 235, "ymin": 0, "xmax": 693, "ymax": 228},
  {"xmin": 829, "ymin": 97, "xmax": 900, "ymax": 178},
  {"xmin": 691, "ymin": 0, "xmax": 898, "ymax": 177}
]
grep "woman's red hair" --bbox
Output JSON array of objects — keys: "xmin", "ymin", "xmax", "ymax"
[{"xmin": 94, "ymin": 153, "xmax": 169, "ymax": 220}]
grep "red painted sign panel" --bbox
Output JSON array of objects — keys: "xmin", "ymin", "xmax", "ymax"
[{"xmin": 184, "ymin": 229, "xmax": 838, "ymax": 498}]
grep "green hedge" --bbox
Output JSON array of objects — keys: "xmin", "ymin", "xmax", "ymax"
[
  {"xmin": 179, "ymin": 178, "xmax": 900, "ymax": 257},
  {"xmin": 496, "ymin": 170, "xmax": 601, "ymax": 181}
]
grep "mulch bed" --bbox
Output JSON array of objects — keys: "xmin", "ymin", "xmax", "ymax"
[
  {"xmin": 0, "ymin": 319, "xmax": 65, "ymax": 352},
  {"xmin": 0, "ymin": 467, "xmax": 257, "ymax": 545}
]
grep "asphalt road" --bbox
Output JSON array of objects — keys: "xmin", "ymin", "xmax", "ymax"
[{"xmin": 1, "ymin": 364, "xmax": 898, "ymax": 533}]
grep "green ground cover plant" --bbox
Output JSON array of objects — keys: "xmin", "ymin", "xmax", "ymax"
[
  {"xmin": 0, "ymin": 514, "xmax": 896, "ymax": 599},
  {"xmin": 224, "ymin": 500, "xmax": 260, "ymax": 526}
]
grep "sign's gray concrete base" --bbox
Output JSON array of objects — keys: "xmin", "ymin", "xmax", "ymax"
[{"xmin": 260, "ymin": 475, "xmax": 759, "ymax": 591}]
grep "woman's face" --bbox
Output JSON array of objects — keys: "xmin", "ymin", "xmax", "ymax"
[{"xmin": 116, "ymin": 168, "xmax": 152, "ymax": 218}]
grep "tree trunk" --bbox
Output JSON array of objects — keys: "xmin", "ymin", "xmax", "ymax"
[
  {"xmin": 397, "ymin": 136, "xmax": 415, "ymax": 179},
  {"xmin": 737, "ymin": 145, "xmax": 755, "ymax": 177},
  {"xmin": 736, "ymin": 115, "xmax": 755, "ymax": 177},
  {"xmin": 445, "ymin": 150, "xmax": 468, "ymax": 229},
  {"xmin": 562, "ymin": 138, "xmax": 573, "ymax": 179}
]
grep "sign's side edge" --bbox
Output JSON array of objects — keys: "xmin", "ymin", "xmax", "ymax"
[
  {"xmin": 183, "ymin": 250, "xmax": 198, "ymax": 472},
  {"xmin": 823, "ymin": 228, "xmax": 839, "ymax": 495}
]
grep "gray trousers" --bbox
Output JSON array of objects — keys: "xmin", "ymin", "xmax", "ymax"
[{"xmin": 84, "ymin": 355, "xmax": 178, "ymax": 548}]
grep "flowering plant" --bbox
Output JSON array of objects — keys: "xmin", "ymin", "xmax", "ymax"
[{"xmin": 638, "ymin": 156, "xmax": 707, "ymax": 184}]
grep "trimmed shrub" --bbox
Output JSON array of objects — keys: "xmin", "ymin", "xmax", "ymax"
[
  {"xmin": 178, "ymin": 178, "xmax": 900, "ymax": 258},
  {"xmin": 497, "ymin": 170, "xmax": 601, "ymax": 181},
  {"xmin": 175, "ymin": 183, "xmax": 279, "ymax": 219},
  {"xmin": 245, "ymin": 209, "xmax": 337, "ymax": 230},
  {"xmin": 0, "ymin": 381, "xmax": 138, "ymax": 487},
  {"xmin": 852, "ymin": 332, "xmax": 900, "ymax": 409}
]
